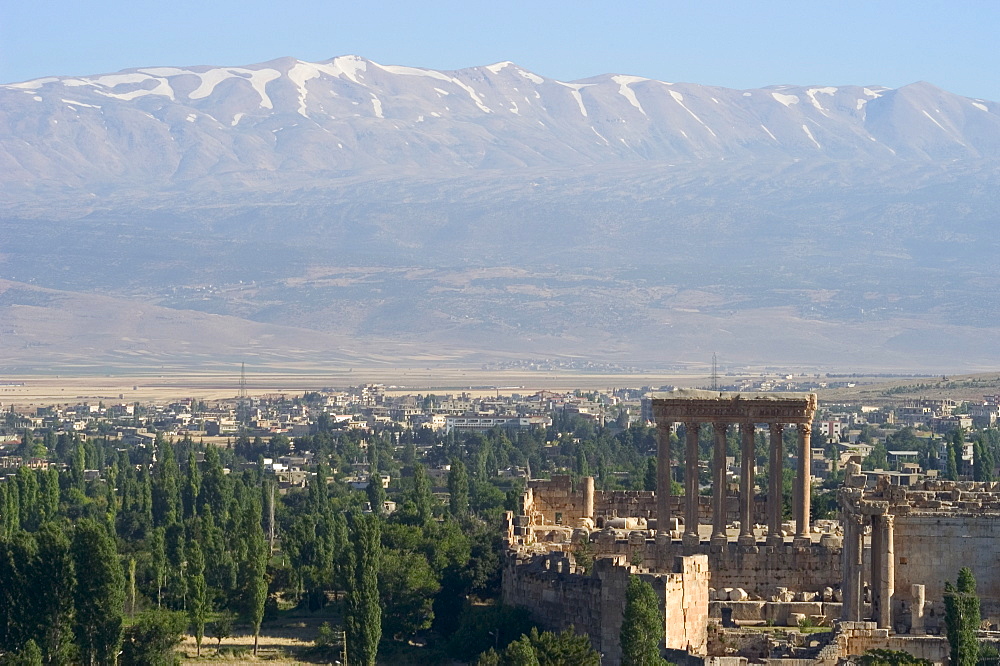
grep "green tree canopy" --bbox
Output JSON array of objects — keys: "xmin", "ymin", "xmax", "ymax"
[
  {"xmin": 621, "ymin": 575, "xmax": 670, "ymax": 666},
  {"xmin": 944, "ymin": 567, "xmax": 980, "ymax": 666}
]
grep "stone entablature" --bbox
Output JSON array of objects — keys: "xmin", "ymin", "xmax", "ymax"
[{"xmin": 650, "ymin": 389, "xmax": 817, "ymax": 424}]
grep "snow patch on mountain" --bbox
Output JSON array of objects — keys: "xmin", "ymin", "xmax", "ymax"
[
  {"xmin": 801, "ymin": 124, "xmax": 821, "ymax": 148},
  {"xmin": 772, "ymin": 92, "xmax": 799, "ymax": 107},
  {"xmin": 805, "ymin": 87, "xmax": 837, "ymax": 113},
  {"xmin": 518, "ymin": 69, "xmax": 544, "ymax": 85},
  {"xmin": 485, "ymin": 62, "xmax": 513, "ymax": 74},
  {"xmin": 612, "ymin": 75, "xmax": 646, "ymax": 115},
  {"xmin": 669, "ymin": 90, "xmax": 717, "ymax": 137},
  {"xmin": 557, "ymin": 82, "xmax": 591, "ymax": 117}
]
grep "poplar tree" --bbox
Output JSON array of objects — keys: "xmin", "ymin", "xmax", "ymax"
[
  {"xmin": 72, "ymin": 519, "xmax": 125, "ymax": 666},
  {"xmin": 239, "ymin": 496, "xmax": 267, "ymax": 655},
  {"xmin": 182, "ymin": 450, "xmax": 201, "ymax": 520},
  {"xmin": 346, "ymin": 512, "xmax": 382, "ymax": 666},
  {"xmin": 186, "ymin": 541, "xmax": 207, "ymax": 656}
]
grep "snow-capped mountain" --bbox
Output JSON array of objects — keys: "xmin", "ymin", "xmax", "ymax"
[
  {"xmin": 2, "ymin": 55, "xmax": 999, "ymax": 195},
  {"xmin": 3, "ymin": 56, "xmax": 1000, "ymax": 373}
]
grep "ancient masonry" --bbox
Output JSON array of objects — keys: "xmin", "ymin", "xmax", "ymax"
[
  {"xmin": 503, "ymin": 391, "xmax": 841, "ymax": 665},
  {"xmin": 503, "ymin": 389, "xmax": 992, "ymax": 664},
  {"xmin": 840, "ymin": 463, "xmax": 1000, "ymax": 634}
]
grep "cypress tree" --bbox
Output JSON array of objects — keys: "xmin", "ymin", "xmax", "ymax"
[
  {"xmin": 0, "ymin": 530, "xmax": 37, "ymax": 654},
  {"xmin": 621, "ymin": 575, "xmax": 669, "ymax": 666},
  {"xmin": 34, "ymin": 523, "xmax": 76, "ymax": 663},
  {"xmin": 151, "ymin": 437, "xmax": 181, "ymax": 527},
  {"xmin": 346, "ymin": 512, "xmax": 381, "ymax": 666},
  {"xmin": 945, "ymin": 567, "xmax": 980, "ymax": 666},
  {"xmin": 411, "ymin": 463, "xmax": 434, "ymax": 524},
  {"xmin": 38, "ymin": 468, "xmax": 60, "ymax": 525},
  {"xmin": 947, "ymin": 442, "xmax": 959, "ymax": 481},
  {"xmin": 72, "ymin": 519, "xmax": 125, "ymax": 666},
  {"xmin": 367, "ymin": 466, "xmax": 387, "ymax": 518},
  {"xmin": 448, "ymin": 458, "xmax": 470, "ymax": 519},
  {"xmin": 15, "ymin": 466, "xmax": 39, "ymax": 531}
]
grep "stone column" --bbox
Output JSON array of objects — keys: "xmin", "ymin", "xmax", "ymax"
[
  {"xmin": 683, "ymin": 422, "xmax": 701, "ymax": 547},
  {"xmin": 711, "ymin": 422, "xmax": 728, "ymax": 546},
  {"xmin": 582, "ymin": 476, "xmax": 595, "ymax": 523},
  {"xmin": 878, "ymin": 514, "xmax": 895, "ymax": 629},
  {"xmin": 870, "ymin": 515, "xmax": 882, "ymax": 621},
  {"xmin": 842, "ymin": 513, "xmax": 865, "ymax": 621},
  {"xmin": 767, "ymin": 422, "xmax": 784, "ymax": 545},
  {"xmin": 656, "ymin": 421, "xmax": 672, "ymax": 536},
  {"xmin": 795, "ymin": 422, "xmax": 812, "ymax": 542},
  {"xmin": 911, "ymin": 584, "xmax": 926, "ymax": 634},
  {"xmin": 739, "ymin": 422, "xmax": 756, "ymax": 546}
]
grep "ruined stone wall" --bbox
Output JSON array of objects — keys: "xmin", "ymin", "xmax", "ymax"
[
  {"xmin": 893, "ymin": 513, "xmax": 1000, "ymax": 620},
  {"xmin": 663, "ymin": 554, "xmax": 711, "ymax": 654},
  {"xmin": 705, "ymin": 542, "xmax": 843, "ymax": 597},
  {"xmin": 502, "ymin": 551, "xmax": 709, "ymax": 666},
  {"xmin": 595, "ymin": 492, "xmax": 768, "ymax": 526},
  {"xmin": 527, "ymin": 479, "xmax": 770, "ymax": 528},
  {"xmin": 587, "ymin": 536, "xmax": 843, "ymax": 599},
  {"xmin": 835, "ymin": 622, "xmax": 949, "ymax": 664},
  {"xmin": 501, "ymin": 551, "xmax": 605, "ymax": 647},
  {"xmin": 523, "ymin": 475, "xmax": 591, "ymax": 526}
]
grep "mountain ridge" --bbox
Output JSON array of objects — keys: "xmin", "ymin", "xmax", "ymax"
[{"xmin": 3, "ymin": 56, "xmax": 1000, "ymax": 201}]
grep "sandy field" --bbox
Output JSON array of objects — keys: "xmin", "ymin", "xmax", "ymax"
[{"xmin": 0, "ymin": 368, "xmax": 719, "ymax": 408}]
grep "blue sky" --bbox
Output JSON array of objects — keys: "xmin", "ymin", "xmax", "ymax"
[{"xmin": 3, "ymin": 1, "xmax": 999, "ymax": 101}]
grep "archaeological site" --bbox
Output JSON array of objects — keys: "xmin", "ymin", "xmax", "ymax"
[{"xmin": 502, "ymin": 390, "xmax": 1000, "ymax": 664}]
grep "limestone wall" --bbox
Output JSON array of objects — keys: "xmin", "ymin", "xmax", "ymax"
[
  {"xmin": 893, "ymin": 513, "xmax": 1000, "ymax": 620},
  {"xmin": 705, "ymin": 543, "xmax": 843, "ymax": 597},
  {"xmin": 835, "ymin": 621, "xmax": 948, "ymax": 664},
  {"xmin": 523, "ymin": 475, "xmax": 591, "ymax": 526},
  {"xmin": 525, "ymin": 477, "xmax": 770, "ymax": 529},
  {"xmin": 663, "ymin": 554, "xmax": 711, "ymax": 654},
  {"xmin": 502, "ymin": 551, "xmax": 709, "ymax": 666},
  {"xmin": 586, "ymin": 535, "xmax": 843, "ymax": 599}
]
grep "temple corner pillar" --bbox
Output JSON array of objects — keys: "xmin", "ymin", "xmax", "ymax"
[
  {"xmin": 711, "ymin": 422, "xmax": 728, "ymax": 546},
  {"xmin": 766, "ymin": 422, "xmax": 785, "ymax": 546},
  {"xmin": 794, "ymin": 422, "xmax": 812, "ymax": 544},
  {"xmin": 655, "ymin": 420, "xmax": 672, "ymax": 536},
  {"xmin": 683, "ymin": 422, "xmax": 701, "ymax": 547},
  {"xmin": 738, "ymin": 422, "xmax": 756, "ymax": 546}
]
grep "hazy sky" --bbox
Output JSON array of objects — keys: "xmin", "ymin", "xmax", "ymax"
[{"xmin": 3, "ymin": 1, "xmax": 998, "ymax": 101}]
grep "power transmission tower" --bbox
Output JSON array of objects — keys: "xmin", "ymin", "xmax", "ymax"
[
  {"xmin": 237, "ymin": 362, "xmax": 249, "ymax": 429},
  {"xmin": 711, "ymin": 352, "xmax": 719, "ymax": 391}
]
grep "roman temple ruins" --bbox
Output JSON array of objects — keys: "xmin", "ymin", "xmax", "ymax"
[{"xmin": 502, "ymin": 389, "xmax": 998, "ymax": 664}]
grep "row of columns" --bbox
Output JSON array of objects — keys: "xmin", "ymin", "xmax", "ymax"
[
  {"xmin": 656, "ymin": 420, "xmax": 813, "ymax": 546},
  {"xmin": 842, "ymin": 511, "xmax": 895, "ymax": 629}
]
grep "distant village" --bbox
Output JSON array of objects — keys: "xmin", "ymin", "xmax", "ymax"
[{"xmin": 3, "ymin": 378, "xmax": 997, "ymax": 488}]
